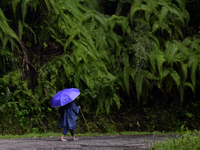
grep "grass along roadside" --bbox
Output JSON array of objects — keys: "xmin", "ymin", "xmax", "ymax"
[
  {"xmin": 0, "ymin": 131, "xmax": 167, "ymax": 139},
  {"xmin": 151, "ymin": 130, "xmax": 200, "ymax": 150}
]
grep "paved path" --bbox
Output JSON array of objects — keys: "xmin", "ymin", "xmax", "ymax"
[{"xmin": 0, "ymin": 134, "xmax": 180, "ymax": 150}]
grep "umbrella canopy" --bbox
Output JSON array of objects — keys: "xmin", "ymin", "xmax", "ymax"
[{"xmin": 50, "ymin": 88, "xmax": 80, "ymax": 107}]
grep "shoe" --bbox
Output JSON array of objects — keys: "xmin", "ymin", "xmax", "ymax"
[
  {"xmin": 73, "ymin": 137, "xmax": 78, "ymax": 141},
  {"xmin": 61, "ymin": 138, "xmax": 67, "ymax": 141}
]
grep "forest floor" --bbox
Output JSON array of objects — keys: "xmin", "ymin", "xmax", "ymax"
[{"xmin": 0, "ymin": 134, "xmax": 180, "ymax": 150}]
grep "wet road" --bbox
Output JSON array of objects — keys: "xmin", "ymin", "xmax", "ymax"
[{"xmin": 0, "ymin": 134, "xmax": 179, "ymax": 150}]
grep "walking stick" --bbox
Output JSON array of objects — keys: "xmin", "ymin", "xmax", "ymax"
[{"xmin": 80, "ymin": 109, "xmax": 91, "ymax": 134}]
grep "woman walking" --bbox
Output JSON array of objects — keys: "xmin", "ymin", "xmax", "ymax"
[{"xmin": 58, "ymin": 101, "xmax": 81, "ymax": 141}]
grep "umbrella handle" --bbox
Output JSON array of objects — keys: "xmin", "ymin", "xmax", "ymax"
[{"xmin": 80, "ymin": 109, "xmax": 91, "ymax": 134}]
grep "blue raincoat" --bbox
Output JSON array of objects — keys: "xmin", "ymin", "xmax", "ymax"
[{"xmin": 58, "ymin": 102, "xmax": 80, "ymax": 130}]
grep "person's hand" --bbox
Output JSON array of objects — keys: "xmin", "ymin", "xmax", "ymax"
[{"xmin": 79, "ymin": 106, "xmax": 81, "ymax": 109}]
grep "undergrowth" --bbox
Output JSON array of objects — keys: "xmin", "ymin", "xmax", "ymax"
[{"xmin": 151, "ymin": 130, "xmax": 200, "ymax": 150}]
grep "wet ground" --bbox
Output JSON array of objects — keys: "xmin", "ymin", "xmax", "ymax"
[{"xmin": 0, "ymin": 134, "xmax": 180, "ymax": 150}]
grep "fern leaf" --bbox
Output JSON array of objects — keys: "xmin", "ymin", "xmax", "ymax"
[
  {"xmin": 183, "ymin": 10, "xmax": 190, "ymax": 23},
  {"xmin": 181, "ymin": 63, "xmax": 188, "ymax": 81},
  {"xmin": 74, "ymin": 66, "xmax": 82, "ymax": 88},
  {"xmin": 130, "ymin": 0, "xmax": 142, "ymax": 21},
  {"xmin": 156, "ymin": 52, "xmax": 165, "ymax": 77},
  {"xmin": 59, "ymin": 0, "xmax": 83, "ymax": 22},
  {"xmin": 121, "ymin": 17, "xmax": 130, "ymax": 35},
  {"xmin": 108, "ymin": 15, "xmax": 116, "ymax": 31},
  {"xmin": 174, "ymin": 25, "xmax": 183, "ymax": 38},
  {"xmin": 123, "ymin": 51, "xmax": 129, "ymax": 95},
  {"xmin": 145, "ymin": 11, "xmax": 150, "ymax": 23},
  {"xmin": 108, "ymin": 32, "xmax": 121, "ymax": 57},
  {"xmin": 135, "ymin": 74, "xmax": 143, "ymax": 101},
  {"xmin": 82, "ymin": 11, "xmax": 93, "ymax": 22},
  {"xmin": 190, "ymin": 56, "xmax": 198, "ymax": 88},
  {"xmin": 142, "ymin": 70, "xmax": 158, "ymax": 80},
  {"xmin": 0, "ymin": 9, "xmax": 19, "ymax": 43},
  {"xmin": 44, "ymin": 0, "xmax": 51, "ymax": 12},
  {"xmin": 21, "ymin": 0, "xmax": 30, "ymax": 21},
  {"xmin": 161, "ymin": 22, "xmax": 172, "ymax": 37},
  {"xmin": 184, "ymin": 82, "xmax": 195, "ymax": 93},
  {"xmin": 158, "ymin": 7, "xmax": 168, "ymax": 27},
  {"xmin": 165, "ymin": 41, "xmax": 179, "ymax": 67},
  {"xmin": 170, "ymin": 70, "xmax": 180, "ymax": 88},
  {"xmin": 94, "ymin": 12, "xmax": 108, "ymax": 30},
  {"xmin": 162, "ymin": 69, "xmax": 170, "ymax": 79},
  {"xmin": 144, "ymin": 0, "xmax": 159, "ymax": 16},
  {"xmin": 2, "ymin": 35, "xmax": 8, "ymax": 49},
  {"xmin": 18, "ymin": 20, "xmax": 23, "ymax": 40},
  {"xmin": 113, "ymin": 93, "xmax": 120, "ymax": 109},
  {"xmin": 64, "ymin": 26, "xmax": 79, "ymax": 51},
  {"xmin": 152, "ymin": 21, "xmax": 159, "ymax": 33},
  {"xmin": 170, "ymin": 4, "xmax": 184, "ymax": 24},
  {"xmin": 105, "ymin": 99, "xmax": 111, "ymax": 115},
  {"xmin": 12, "ymin": 0, "xmax": 21, "ymax": 16},
  {"xmin": 22, "ymin": 21, "xmax": 37, "ymax": 43},
  {"xmin": 175, "ymin": 0, "xmax": 185, "ymax": 10}
]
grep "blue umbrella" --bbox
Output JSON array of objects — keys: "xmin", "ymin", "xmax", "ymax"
[{"xmin": 50, "ymin": 88, "xmax": 80, "ymax": 107}]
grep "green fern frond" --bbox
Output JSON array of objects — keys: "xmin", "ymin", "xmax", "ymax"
[
  {"xmin": 140, "ymin": 4, "xmax": 151, "ymax": 15},
  {"xmin": 113, "ymin": 93, "xmax": 120, "ymax": 109},
  {"xmin": 183, "ymin": 10, "xmax": 190, "ymax": 23},
  {"xmin": 108, "ymin": 32, "xmax": 121, "ymax": 57},
  {"xmin": 94, "ymin": 12, "xmax": 108, "ymax": 30},
  {"xmin": 184, "ymin": 82, "xmax": 195, "ymax": 93},
  {"xmin": 81, "ymin": 72, "xmax": 95, "ymax": 91},
  {"xmin": 18, "ymin": 20, "xmax": 23, "ymax": 40},
  {"xmin": 12, "ymin": 0, "xmax": 21, "ymax": 17},
  {"xmin": 130, "ymin": 0, "xmax": 142, "ymax": 21},
  {"xmin": 160, "ymin": 22, "xmax": 172, "ymax": 36},
  {"xmin": 74, "ymin": 65, "xmax": 82, "ymax": 88},
  {"xmin": 181, "ymin": 64, "xmax": 188, "ymax": 81},
  {"xmin": 161, "ymin": 69, "xmax": 170, "ymax": 79},
  {"xmin": 108, "ymin": 15, "xmax": 116, "ymax": 31},
  {"xmin": 58, "ymin": 0, "xmax": 83, "ymax": 22},
  {"xmin": 149, "ymin": 51, "xmax": 157, "ymax": 74},
  {"xmin": 40, "ymin": 81, "xmax": 55, "ymax": 89},
  {"xmin": 123, "ymin": 51, "xmax": 129, "ymax": 95},
  {"xmin": 2, "ymin": 35, "xmax": 8, "ymax": 49},
  {"xmin": 142, "ymin": 70, "xmax": 158, "ymax": 80},
  {"xmin": 144, "ymin": 0, "xmax": 159, "ymax": 16},
  {"xmin": 49, "ymin": 67, "xmax": 58, "ymax": 84},
  {"xmin": 0, "ymin": 9, "xmax": 20, "ymax": 43},
  {"xmin": 148, "ymin": 33, "xmax": 160, "ymax": 47},
  {"xmin": 165, "ymin": 41, "xmax": 179, "ymax": 67},
  {"xmin": 170, "ymin": 70, "xmax": 180, "ymax": 88},
  {"xmin": 158, "ymin": 7, "xmax": 168, "ymax": 27},
  {"xmin": 21, "ymin": 0, "xmax": 30, "ymax": 21},
  {"xmin": 44, "ymin": 0, "xmax": 51, "ymax": 12},
  {"xmin": 170, "ymin": 4, "xmax": 184, "ymax": 24},
  {"xmin": 135, "ymin": 73, "xmax": 143, "ymax": 101},
  {"xmin": 145, "ymin": 10, "xmax": 150, "ymax": 24},
  {"xmin": 80, "ymin": 26, "xmax": 97, "ymax": 52},
  {"xmin": 156, "ymin": 52, "xmax": 166, "ymax": 77},
  {"xmin": 175, "ymin": 0, "xmax": 185, "ymax": 10},
  {"xmin": 152, "ymin": 21, "xmax": 159, "ymax": 33},
  {"xmin": 174, "ymin": 25, "xmax": 183, "ymax": 38},
  {"xmin": 189, "ymin": 56, "xmax": 198, "ymax": 88},
  {"xmin": 82, "ymin": 11, "xmax": 93, "ymax": 22},
  {"xmin": 121, "ymin": 17, "xmax": 131, "ymax": 35},
  {"xmin": 64, "ymin": 26, "xmax": 80, "ymax": 51},
  {"xmin": 105, "ymin": 99, "xmax": 111, "ymax": 115}
]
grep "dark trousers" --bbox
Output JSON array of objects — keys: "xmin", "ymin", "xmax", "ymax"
[{"xmin": 63, "ymin": 127, "xmax": 74, "ymax": 136}]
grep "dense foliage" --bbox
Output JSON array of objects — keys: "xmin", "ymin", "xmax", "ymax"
[{"xmin": 0, "ymin": 0, "xmax": 200, "ymax": 134}]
